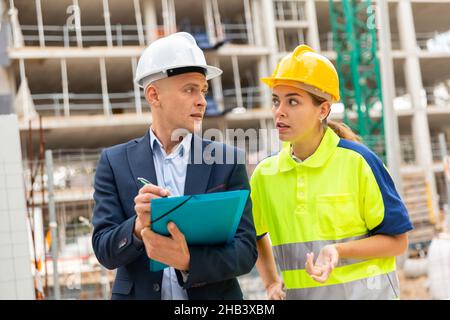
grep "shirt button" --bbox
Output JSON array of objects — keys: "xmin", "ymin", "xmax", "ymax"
[{"xmin": 153, "ymin": 283, "xmax": 160, "ymax": 292}]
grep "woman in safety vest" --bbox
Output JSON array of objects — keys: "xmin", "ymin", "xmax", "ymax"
[{"xmin": 251, "ymin": 44, "xmax": 413, "ymax": 300}]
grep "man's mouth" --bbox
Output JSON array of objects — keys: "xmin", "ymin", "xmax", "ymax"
[{"xmin": 190, "ymin": 113, "xmax": 203, "ymax": 120}]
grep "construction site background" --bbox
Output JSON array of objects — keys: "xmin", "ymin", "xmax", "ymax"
[{"xmin": 1, "ymin": 0, "xmax": 450, "ymax": 300}]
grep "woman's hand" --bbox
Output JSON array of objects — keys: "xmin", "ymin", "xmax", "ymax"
[
  {"xmin": 305, "ymin": 245, "xmax": 339, "ymax": 283},
  {"xmin": 266, "ymin": 281, "xmax": 286, "ymax": 300}
]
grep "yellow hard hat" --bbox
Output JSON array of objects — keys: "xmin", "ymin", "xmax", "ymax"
[{"xmin": 261, "ymin": 45, "xmax": 340, "ymax": 102}]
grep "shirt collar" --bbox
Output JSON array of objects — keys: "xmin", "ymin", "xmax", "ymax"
[
  {"xmin": 290, "ymin": 144, "xmax": 305, "ymax": 163},
  {"xmin": 149, "ymin": 127, "xmax": 192, "ymax": 158},
  {"xmin": 278, "ymin": 127, "xmax": 340, "ymax": 172}
]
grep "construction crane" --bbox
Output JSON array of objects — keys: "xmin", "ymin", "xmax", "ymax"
[{"xmin": 328, "ymin": 0, "xmax": 385, "ymax": 158}]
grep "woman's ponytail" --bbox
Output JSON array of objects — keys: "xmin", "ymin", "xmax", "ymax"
[{"xmin": 327, "ymin": 120, "xmax": 362, "ymax": 142}]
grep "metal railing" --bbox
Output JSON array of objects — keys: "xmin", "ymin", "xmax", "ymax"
[
  {"xmin": 221, "ymin": 23, "xmax": 250, "ymax": 44},
  {"xmin": 20, "ymin": 24, "xmax": 147, "ymax": 47},
  {"xmin": 30, "ymin": 87, "xmax": 264, "ymax": 117},
  {"xmin": 277, "ymin": 28, "xmax": 307, "ymax": 52},
  {"xmin": 320, "ymin": 31, "xmax": 450, "ymax": 52},
  {"xmin": 23, "ymin": 148, "xmax": 101, "ymax": 194},
  {"xmin": 31, "ymin": 92, "xmax": 147, "ymax": 116},
  {"xmin": 394, "ymin": 87, "xmax": 450, "ymax": 108},
  {"xmin": 341, "ymin": 135, "xmax": 450, "ymax": 165},
  {"xmin": 222, "ymin": 86, "xmax": 263, "ymax": 111},
  {"xmin": 15, "ymin": 23, "xmax": 253, "ymax": 48},
  {"xmin": 273, "ymin": 0, "xmax": 306, "ymax": 21}
]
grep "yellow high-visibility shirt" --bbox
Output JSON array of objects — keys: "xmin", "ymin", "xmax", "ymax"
[{"xmin": 250, "ymin": 127, "xmax": 413, "ymax": 299}]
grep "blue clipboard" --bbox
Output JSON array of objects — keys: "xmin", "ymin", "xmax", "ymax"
[{"xmin": 148, "ymin": 189, "xmax": 249, "ymax": 272}]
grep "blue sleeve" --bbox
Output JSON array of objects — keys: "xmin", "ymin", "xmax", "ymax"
[
  {"xmin": 338, "ymin": 139, "xmax": 414, "ymax": 236},
  {"xmin": 92, "ymin": 149, "xmax": 145, "ymax": 269},
  {"xmin": 363, "ymin": 152, "xmax": 414, "ymax": 236}
]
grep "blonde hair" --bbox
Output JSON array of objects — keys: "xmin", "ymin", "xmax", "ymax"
[
  {"xmin": 308, "ymin": 92, "xmax": 362, "ymax": 143},
  {"xmin": 327, "ymin": 121, "xmax": 362, "ymax": 142}
]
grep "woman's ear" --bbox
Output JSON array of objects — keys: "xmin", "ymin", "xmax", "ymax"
[{"xmin": 320, "ymin": 101, "xmax": 331, "ymax": 121}]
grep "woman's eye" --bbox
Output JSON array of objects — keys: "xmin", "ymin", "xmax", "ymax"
[
  {"xmin": 272, "ymin": 99, "xmax": 280, "ymax": 107},
  {"xmin": 186, "ymin": 88, "xmax": 193, "ymax": 93},
  {"xmin": 289, "ymin": 99, "xmax": 299, "ymax": 106}
]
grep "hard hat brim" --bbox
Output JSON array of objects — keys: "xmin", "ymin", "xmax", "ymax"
[
  {"xmin": 136, "ymin": 65, "xmax": 223, "ymax": 88},
  {"xmin": 260, "ymin": 76, "xmax": 340, "ymax": 102}
]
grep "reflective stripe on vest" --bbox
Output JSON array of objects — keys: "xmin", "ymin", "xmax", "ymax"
[
  {"xmin": 281, "ymin": 256, "xmax": 397, "ymax": 294},
  {"xmin": 273, "ymin": 234, "xmax": 399, "ymax": 299},
  {"xmin": 272, "ymin": 234, "xmax": 368, "ymax": 270},
  {"xmin": 286, "ymin": 271, "xmax": 399, "ymax": 300}
]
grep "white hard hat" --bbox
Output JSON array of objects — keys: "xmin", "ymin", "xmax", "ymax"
[{"xmin": 135, "ymin": 32, "xmax": 223, "ymax": 89}]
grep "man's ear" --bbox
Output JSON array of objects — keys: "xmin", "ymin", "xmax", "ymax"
[{"xmin": 145, "ymin": 85, "xmax": 160, "ymax": 107}]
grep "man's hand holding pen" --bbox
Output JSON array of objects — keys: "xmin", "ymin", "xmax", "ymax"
[{"xmin": 133, "ymin": 180, "xmax": 190, "ymax": 271}]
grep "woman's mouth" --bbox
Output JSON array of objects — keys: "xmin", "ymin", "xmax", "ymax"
[{"xmin": 276, "ymin": 122, "xmax": 290, "ymax": 132}]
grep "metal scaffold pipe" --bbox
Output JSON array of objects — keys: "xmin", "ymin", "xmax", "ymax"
[{"xmin": 45, "ymin": 150, "xmax": 60, "ymax": 300}]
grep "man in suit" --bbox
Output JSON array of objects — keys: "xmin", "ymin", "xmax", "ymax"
[{"xmin": 92, "ymin": 32, "xmax": 257, "ymax": 300}]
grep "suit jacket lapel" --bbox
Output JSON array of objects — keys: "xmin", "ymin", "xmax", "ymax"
[
  {"xmin": 126, "ymin": 129, "xmax": 158, "ymax": 191},
  {"xmin": 184, "ymin": 134, "xmax": 212, "ymax": 195}
]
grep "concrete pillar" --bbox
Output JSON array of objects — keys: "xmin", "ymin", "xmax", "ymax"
[
  {"xmin": 231, "ymin": 55, "xmax": 243, "ymax": 109},
  {"xmin": 133, "ymin": 0, "xmax": 145, "ymax": 46},
  {"xmin": 99, "ymin": 58, "xmax": 111, "ymax": 116},
  {"xmin": 261, "ymin": 0, "xmax": 278, "ymax": 71},
  {"xmin": 258, "ymin": 55, "xmax": 271, "ymax": 109},
  {"xmin": 397, "ymin": 0, "xmax": 439, "ymax": 218},
  {"xmin": 251, "ymin": 0, "xmax": 263, "ymax": 47},
  {"xmin": 142, "ymin": 0, "xmax": 157, "ymax": 44},
  {"xmin": 203, "ymin": 0, "xmax": 216, "ymax": 44},
  {"xmin": 131, "ymin": 56, "xmax": 142, "ymax": 115},
  {"xmin": 0, "ymin": 114, "xmax": 36, "ymax": 300},
  {"xmin": 305, "ymin": 0, "xmax": 320, "ymax": 51},
  {"xmin": 210, "ymin": 56, "xmax": 224, "ymax": 112},
  {"xmin": 0, "ymin": 66, "xmax": 12, "ymax": 114},
  {"xmin": 60, "ymin": 59, "xmax": 70, "ymax": 117},
  {"xmin": 34, "ymin": 0, "xmax": 45, "ymax": 47},
  {"xmin": 243, "ymin": 0, "xmax": 254, "ymax": 45},
  {"xmin": 378, "ymin": 0, "xmax": 403, "ymax": 195},
  {"xmin": 211, "ymin": 0, "xmax": 224, "ymax": 41},
  {"xmin": 161, "ymin": 0, "xmax": 176, "ymax": 36},
  {"xmin": 72, "ymin": 0, "xmax": 82, "ymax": 48},
  {"xmin": 102, "ymin": 0, "xmax": 113, "ymax": 47}
]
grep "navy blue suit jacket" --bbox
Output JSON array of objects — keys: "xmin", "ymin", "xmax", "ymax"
[{"xmin": 92, "ymin": 131, "xmax": 257, "ymax": 300}]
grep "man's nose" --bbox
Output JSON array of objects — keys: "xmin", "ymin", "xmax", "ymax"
[{"xmin": 197, "ymin": 93, "xmax": 207, "ymax": 107}]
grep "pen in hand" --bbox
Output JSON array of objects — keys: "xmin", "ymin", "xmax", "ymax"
[{"xmin": 137, "ymin": 177, "xmax": 172, "ymax": 197}]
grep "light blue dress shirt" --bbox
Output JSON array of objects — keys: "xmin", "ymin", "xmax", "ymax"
[
  {"xmin": 133, "ymin": 128, "xmax": 192, "ymax": 299},
  {"xmin": 149, "ymin": 128, "xmax": 191, "ymax": 300}
]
